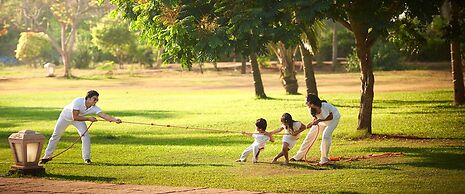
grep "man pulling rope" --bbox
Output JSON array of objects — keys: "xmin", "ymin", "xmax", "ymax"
[{"xmin": 40, "ymin": 90, "xmax": 121, "ymax": 165}]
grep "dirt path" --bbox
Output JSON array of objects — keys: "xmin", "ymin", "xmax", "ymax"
[{"xmin": 0, "ymin": 177, "xmax": 275, "ymax": 194}]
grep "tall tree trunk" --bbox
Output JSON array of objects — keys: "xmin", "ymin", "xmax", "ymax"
[
  {"xmin": 199, "ymin": 63, "xmax": 204, "ymax": 74},
  {"xmin": 352, "ymin": 31, "xmax": 375, "ymax": 134},
  {"xmin": 299, "ymin": 43, "xmax": 318, "ymax": 96},
  {"xmin": 155, "ymin": 48, "xmax": 164, "ymax": 68},
  {"xmin": 270, "ymin": 43, "xmax": 298, "ymax": 94},
  {"xmin": 212, "ymin": 61, "xmax": 218, "ymax": 71},
  {"xmin": 241, "ymin": 55, "xmax": 247, "ymax": 74},
  {"xmin": 250, "ymin": 53, "xmax": 267, "ymax": 99},
  {"xmin": 449, "ymin": 0, "xmax": 465, "ymax": 105},
  {"xmin": 450, "ymin": 41, "xmax": 465, "ymax": 105},
  {"xmin": 59, "ymin": 24, "xmax": 71, "ymax": 78},
  {"xmin": 62, "ymin": 50, "xmax": 71, "ymax": 78},
  {"xmin": 331, "ymin": 21, "xmax": 338, "ymax": 72}
]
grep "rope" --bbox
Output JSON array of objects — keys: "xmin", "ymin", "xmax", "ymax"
[
  {"xmin": 43, "ymin": 119, "xmax": 289, "ymax": 162},
  {"xmin": 98, "ymin": 119, "xmax": 288, "ymax": 136},
  {"xmin": 48, "ymin": 121, "xmax": 94, "ymax": 160}
]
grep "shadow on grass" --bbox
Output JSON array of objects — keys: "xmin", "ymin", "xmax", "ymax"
[
  {"xmin": 46, "ymin": 173, "xmax": 116, "ymax": 182},
  {"xmin": 364, "ymin": 147, "xmax": 465, "ymax": 170},
  {"xmin": 0, "ymin": 107, "xmax": 180, "ymax": 122},
  {"xmin": 287, "ymin": 161, "xmax": 400, "ymax": 171},
  {"xmin": 53, "ymin": 162, "xmax": 232, "ymax": 167},
  {"xmin": 89, "ymin": 134, "xmax": 247, "ymax": 146},
  {"xmin": 0, "ymin": 122, "xmax": 20, "ymax": 129}
]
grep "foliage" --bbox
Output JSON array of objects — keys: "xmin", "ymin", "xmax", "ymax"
[
  {"xmin": 0, "ymin": 28, "xmax": 20, "ymax": 58},
  {"xmin": 95, "ymin": 60, "xmax": 116, "ymax": 78},
  {"xmin": 345, "ymin": 47, "xmax": 360, "ymax": 72},
  {"xmin": 371, "ymin": 40, "xmax": 403, "ymax": 70},
  {"xmin": 257, "ymin": 55, "xmax": 271, "ymax": 68},
  {"xmin": 317, "ymin": 21, "xmax": 354, "ymax": 61},
  {"xmin": 91, "ymin": 15, "xmax": 136, "ymax": 67},
  {"xmin": 346, "ymin": 40, "xmax": 403, "ymax": 72},
  {"xmin": 73, "ymin": 48, "xmax": 93, "ymax": 69},
  {"xmin": 15, "ymin": 32, "xmax": 54, "ymax": 65},
  {"xmin": 130, "ymin": 42, "xmax": 155, "ymax": 68}
]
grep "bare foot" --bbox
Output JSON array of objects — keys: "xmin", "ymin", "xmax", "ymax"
[
  {"xmin": 284, "ymin": 160, "xmax": 289, "ymax": 165},
  {"xmin": 271, "ymin": 159, "xmax": 278, "ymax": 164}
]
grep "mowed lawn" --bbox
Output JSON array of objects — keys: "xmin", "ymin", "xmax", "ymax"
[{"xmin": 0, "ymin": 67, "xmax": 464, "ymax": 193}]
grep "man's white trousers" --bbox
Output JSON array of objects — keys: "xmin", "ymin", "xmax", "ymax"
[{"xmin": 43, "ymin": 116, "xmax": 91, "ymax": 160}]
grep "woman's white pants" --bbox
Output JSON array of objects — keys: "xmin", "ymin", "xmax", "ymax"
[
  {"xmin": 292, "ymin": 118, "xmax": 339, "ymax": 163},
  {"xmin": 43, "ymin": 116, "xmax": 91, "ymax": 160}
]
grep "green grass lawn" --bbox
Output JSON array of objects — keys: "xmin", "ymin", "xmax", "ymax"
[{"xmin": 0, "ymin": 68, "xmax": 464, "ymax": 193}]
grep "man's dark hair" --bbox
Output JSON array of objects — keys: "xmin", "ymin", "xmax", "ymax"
[
  {"xmin": 85, "ymin": 90, "xmax": 99, "ymax": 100},
  {"xmin": 255, "ymin": 118, "xmax": 267, "ymax": 130}
]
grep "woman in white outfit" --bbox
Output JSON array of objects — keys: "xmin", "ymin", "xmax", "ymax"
[
  {"xmin": 270, "ymin": 113, "xmax": 306, "ymax": 165},
  {"xmin": 40, "ymin": 90, "xmax": 122, "ymax": 164},
  {"xmin": 291, "ymin": 94, "xmax": 340, "ymax": 165}
]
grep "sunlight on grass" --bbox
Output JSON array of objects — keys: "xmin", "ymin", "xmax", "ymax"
[{"xmin": 0, "ymin": 69, "xmax": 464, "ymax": 193}]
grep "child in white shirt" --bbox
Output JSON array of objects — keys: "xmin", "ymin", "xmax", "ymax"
[
  {"xmin": 236, "ymin": 118, "xmax": 275, "ymax": 163},
  {"xmin": 270, "ymin": 113, "xmax": 307, "ymax": 165}
]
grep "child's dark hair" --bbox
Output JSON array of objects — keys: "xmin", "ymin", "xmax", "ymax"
[
  {"xmin": 280, "ymin": 113, "xmax": 295, "ymax": 131},
  {"xmin": 306, "ymin": 94, "xmax": 327, "ymax": 117},
  {"xmin": 255, "ymin": 118, "xmax": 267, "ymax": 130},
  {"xmin": 85, "ymin": 90, "xmax": 99, "ymax": 100}
]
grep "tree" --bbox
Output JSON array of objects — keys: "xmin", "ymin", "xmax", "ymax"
[
  {"xmin": 442, "ymin": 0, "xmax": 465, "ymax": 105},
  {"xmin": 110, "ymin": 0, "xmax": 304, "ymax": 98},
  {"xmin": 329, "ymin": 0, "xmax": 407, "ymax": 133},
  {"xmin": 389, "ymin": 0, "xmax": 464, "ymax": 105},
  {"xmin": 91, "ymin": 15, "xmax": 136, "ymax": 69},
  {"xmin": 15, "ymin": 32, "xmax": 53, "ymax": 67},
  {"xmin": 268, "ymin": 42, "xmax": 299, "ymax": 94},
  {"xmin": 298, "ymin": 21, "xmax": 324, "ymax": 96},
  {"xmin": 18, "ymin": 0, "xmax": 108, "ymax": 77},
  {"xmin": 293, "ymin": 0, "xmax": 331, "ymax": 96}
]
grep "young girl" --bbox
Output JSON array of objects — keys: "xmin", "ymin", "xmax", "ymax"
[
  {"xmin": 291, "ymin": 94, "xmax": 340, "ymax": 165},
  {"xmin": 270, "ymin": 113, "xmax": 307, "ymax": 165}
]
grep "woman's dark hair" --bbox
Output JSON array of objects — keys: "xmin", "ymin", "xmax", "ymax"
[
  {"xmin": 255, "ymin": 118, "xmax": 267, "ymax": 130},
  {"xmin": 85, "ymin": 90, "xmax": 99, "ymax": 100},
  {"xmin": 281, "ymin": 113, "xmax": 295, "ymax": 131},
  {"xmin": 306, "ymin": 94, "xmax": 327, "ymax": 117}
]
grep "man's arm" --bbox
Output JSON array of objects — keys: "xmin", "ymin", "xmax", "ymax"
[
  {"xmin": 97, "ymin": 112, "xmax": 122, "ymax": 123},
  {"xmin": 73, "ymin": 110, "xmax": 97, "ymax": 122}
]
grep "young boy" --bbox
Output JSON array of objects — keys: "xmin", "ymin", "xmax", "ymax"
[{"xmin": 236, "ymin": 118, "xmax": 275, "ymax": 163}]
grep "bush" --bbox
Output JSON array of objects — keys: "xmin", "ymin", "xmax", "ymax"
[
  {"xmin": 345, "ymin": 40, "xmax": 403, "ymax": 72},
  {"xmin": 345, "ymin": 47, "xmax": 360, "ymax": 72},
  {"xmin": 257, "ymin": 55, "xmax": 271, "ymax": 68},
  {"xmin": 95, "ymin": 61, "xmax": 116, "ymax": 78},
  {"xmin": 371, "ymin": 40, "xmax": 403, "ymax": 70},
  {"xmin": 15, "ymin": 32, "xmax": 55, "ymax": 67},
  {"xmin": 73, "ymin": 48, "xmax": 92, "ymax": 69}
]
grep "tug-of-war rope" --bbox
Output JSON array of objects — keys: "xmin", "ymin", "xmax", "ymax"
[{"xmin": 47, "ymin": 120, "xmax": 404, "ymax": 163}]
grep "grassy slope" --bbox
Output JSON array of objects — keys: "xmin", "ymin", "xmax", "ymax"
[{"xmin": 0, "ymin": 68, "xmax": 464, "ymax": 193}]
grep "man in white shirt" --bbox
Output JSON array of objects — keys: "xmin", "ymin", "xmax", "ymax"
[{"xmin": 40, "ymin": 90, "xmax": 122, "ymax": 164}]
